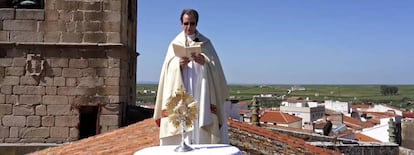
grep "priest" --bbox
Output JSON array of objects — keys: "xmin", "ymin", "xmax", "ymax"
[{"xmin": 153, "ymin": 9, "xmax": 229, "ymax": 145}]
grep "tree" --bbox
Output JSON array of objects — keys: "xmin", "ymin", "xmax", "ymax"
[{"xmin": 380, "ymin": 85, "xmax": 399, "ymax": 96}]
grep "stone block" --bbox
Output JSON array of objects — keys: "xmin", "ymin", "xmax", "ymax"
[
  {"xmin": 5, "ymin": 67, "xmax": 25, "ymax": 76},
  {"xmin": 19, "ymin": 95, "xmax": 42, "ymax": 105},
  {"xmin": 0, "ymin": 104, "xmax": 12, "ymax": 115},
  {"xmin": 103, "ymin": 12, "xmax": 121, "ymax": 22},
  {"xmin": 81, "ymin": 68, "xmax": 96, "ymax": 76},
  {"xmin": 0, "ymin": 58, "xmax": 12, "ymax": 67},
  {"xmin": 66, "ymin": 22, "xmax": 76, "ymax": 32},
  {"xmin": 13, "ymin": 86, "xmax": 45, "ymax": 95},
  {"xmin": 44, "ymin": 31, "xmax": 61, "ymax": 43},
  {"xmin": 43, "ymin": 95, "xmax": 69, "ymax": 105},
  {"xmin": 97, "ymin": 86, "xmax": 120, "ymax": 96},
  {"xmin": 65, "ymin": 78, "xmax": 77, "ymax": 86},
  {"xmin": 103, "ymin": 0, "xmax": 121, "ymax": 11},
  {"xmin": 89, "ymin": 58, "xmax": 108, "ymax": 68},
  {"xmin": 2, "ymin": 76, "xmax": 20, "ymax": 85},
  {"xmin": 78, "ymin": 77, "xmax": 104, "ymax": 87},
  {"xmin": 77, "ymin": 21, "xmax": 101, "ymax": 32},
  {"xmin": 0, "ymin": 127, "xmax": 9, "ymax": 138},
  {"xmin": 55, "ymin": 116, "xmax": 79, "ymax": 127},
  {"xmin": 10, "ymin": 127, "xmax": 18, "ymax": 138},
  {"xmin": 101, "ymin": 104, "xmax": 119, "ymax": 115},
  {"xmin": 49, "ymin": 58, "xmax": 68, "ymax": 68},
  {"xmin": 41, "ymin": 116, "xmax": 54, "ymax": 127},
  {"xmin": 106, "ymin": 32, "xmax": 120, "ymax": 42},
  {"xmin": 99, "ymin": 115, "xmax": 118, "ymax": 126},
  {"xmin": 45, "ymin": 86, "xmax": 57, "ymax": 95},
  {"xmin": 53, "ymin": 77, "xmax": 65, "ymax": 86},
  {"xmin": 10, "ymin": 32, "xmax": 43, "ymax": 42},
  {"xmin": 57, "ymin": 87, "xmax": 96, "ymax": 96},
  {"xmin": 13, "ymin": 105, "xmax": 35, "ymax": 115},
  {"xmin": 0, "ymin": 8, "xmax": 14, "ymax": 20},
  {"xmin": 79, "ymin": 1, "xmax": 101, "ymax": 11},
  {"xmin": 47, "ymin": 105, "xmax": 73, "ymax": 115},
  {"xmin": 83, "ymin": 32, "xmax": 106, "ymax": 43},
  {"xmin": 104, "ymin": 78, "xmax": 119, "ymax": 86},
  {"xmin": 2, "ymin": 116, "xmax": 26, "ymax": 127},
  {"xmin": 50, "ymin": 127, "xmax": 69, "ymax": 138},
  {"xmin": 73, "ymin": 11, "xmax": 83, "ymax": 21},
  {"xmin": 1, "ymin": 86, "xmax": 12, "ymax": 94},
  {"xmin": 84, "ymin": 12, "xmax": 104, "ymax": 21},
  {"xmin": 39, "ymin": 21, "xmax": 66, "ymax": 32},
  {"xmin": 69, "ymin": 59, "xmax": 88, "ymax": 69},
  {"xmin": 0, "ymin": 31, "xmax": 9, "ymax": 42},
  {"xmin": 27, "ymin": 116, "xmax": 41, "ymax": 127},
  {"xmin": 69, "ymin": 127, "xmax": 78, "ymax": 138},
  {"xmin": 4, "ymin": 138, "xmax": 19, "ymax": 143},
  {"xmin": 62, "ymin": 32, "xmax": 82, "ymax": 43},
  {"xmin": 35, "ymin": 105, "xmax": 47, "ymax": 115},
  {"xmin": 12, "ymin": 58, "xmax": 27, "ymax": 67},
  {"xmin": 58, "ymin": 10, "xmax": 73, "ymax": 21},
  {"xmin": 97, "ymin": 68, "xmax": 120, "ymax": 77},
  {"xmin": 20, "ymin": 76, "xmax": 40, "ymax": 85},
  {"xmin": 19, "ymin": 127, "xmax": 49, "ymax": 138},
  {"xmin": 0, "ymin": 94, "xmax": 5, "ymax": 103},
  {"xmin": 15, "ymin": 9, "xmax": 45, "ymax": 20},
  {"xmin": 39, "ymin": 77, "xmax": 54, "ymax": 86},
  {"xmin": 5, "ymin": 95, "xmax": 17, "ymax": 104},
  {"xmin": 3, "ymin": 20, "xmax": 37, "ymax": 31},
  {"xmin": 62, "ymin": 68, "xmax": 81, "ymax": 77},
  {"xmin": 56, "ymin": 0, "xmax": 79, "ymax": 11},
  {"xmin": 45, "ymin": 0, "xmax": 58, "ymax": 10},
  {"xmin": 45, "ymin": 68, "xmax": 62, "ymax": 77},
  {"xmin": 102, "ymin": 22, "xmax": 121, "ymax": 32},
  {"xmin": 45, "ymin": 10, "xmax": 59, "ymax": 20}
]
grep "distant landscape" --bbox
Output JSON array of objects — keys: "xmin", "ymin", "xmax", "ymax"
[{"xmin": 136, "ymin": 84, "xmax": 414, "ymax": 110}]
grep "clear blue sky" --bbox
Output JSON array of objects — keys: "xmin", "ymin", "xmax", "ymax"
[{"xmin": 137, "ymin": 1, "xmax": 414, "ymax": 85}]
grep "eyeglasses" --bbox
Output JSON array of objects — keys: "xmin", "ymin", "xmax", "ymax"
[{"xmin": 183, "ymin": 22, "xmax": 196, "ymax": 26}]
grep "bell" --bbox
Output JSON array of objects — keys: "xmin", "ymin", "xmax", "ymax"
[
  {"xmin": 19, "ymin": 0, "xmax": 37, "ymax": 5},
  {"xmin": 17, "ymin": 0, "xmax": 39, "ymax": 8}
]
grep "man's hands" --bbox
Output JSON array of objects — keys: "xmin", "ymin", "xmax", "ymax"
[{"xmin": 179, "ymin": 54, "xmax": 205, "ymax": 68}]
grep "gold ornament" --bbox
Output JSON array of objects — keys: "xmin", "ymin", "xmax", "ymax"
[{"xmin": 166, "ymin": 86, "xmax": 198, "ymax": 128}]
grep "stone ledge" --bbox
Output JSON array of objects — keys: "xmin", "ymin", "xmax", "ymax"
[
  {"xmin": 0, "ymin": 8, "xmax": 44, "ymax": 21},
  {"xmin": 0, "ymin": 42, "xmax": 125, "ymax": 47}
]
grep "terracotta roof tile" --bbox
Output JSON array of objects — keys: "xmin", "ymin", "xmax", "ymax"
[
  {"xmin": 228, "ymin": 119, "xmax": 341, "ymax": 155},
  {"xmin": 30, "ymin": 119, "xmax": 160, "ymax": 155},
  {"xmin": 343, "ymin": 116, "xmax": 375, "ymax": 130},
  {"xmin": 355, "ymin": 133, "xmax": 381, "ymax": 143},
  {"xmin": 351, "ymin": 104, "xmax": 373, "ymax": 109},
  {"xmin": 260, "ymin": 111, "xmax": 302, "ymax": 124},
  {"xmin": 403, "ymin": 112, "xmax": 414, "ymax": 118}
]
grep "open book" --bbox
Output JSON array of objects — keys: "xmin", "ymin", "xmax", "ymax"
[{"xmin": 173, "ymin": 43, "xmax": 202, "ymax": 60}]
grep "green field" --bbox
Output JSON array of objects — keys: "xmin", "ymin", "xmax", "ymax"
[{"xmin": 136, "ymin": 84, "xmax": 414, "ymax": 109}]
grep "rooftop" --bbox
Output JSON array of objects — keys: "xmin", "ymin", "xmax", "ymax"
[
  {"xmin": 31, "ymin": 119, "xmax": 159, "ymax": 155},
  {"xmin": 260, "ymin": 110, "xmax": 302, "ymax": 124}
]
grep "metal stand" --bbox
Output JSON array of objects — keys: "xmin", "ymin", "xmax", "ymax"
[{"xmin": 174, "ymin": 119, "xmax": 193, "ymax": 152}]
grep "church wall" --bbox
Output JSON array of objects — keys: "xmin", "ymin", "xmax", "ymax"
[{"xmin": 0, "ymin": 0, "xmax": 137, "ymax": 143}]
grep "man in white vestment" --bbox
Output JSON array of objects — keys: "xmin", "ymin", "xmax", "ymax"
[{"xmin": 153, "ymin": 9, "xmax": 229, "ymax": 145}]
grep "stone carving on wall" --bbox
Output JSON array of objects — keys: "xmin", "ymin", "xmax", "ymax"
[{"xmin": 26, "ymin": 53, "xmax": 44, "ymax": 76}]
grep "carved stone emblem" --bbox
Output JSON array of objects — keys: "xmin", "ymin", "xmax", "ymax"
[{"xmin": 26, "ymin": 53, "xmax": 45, "ymax": 76}]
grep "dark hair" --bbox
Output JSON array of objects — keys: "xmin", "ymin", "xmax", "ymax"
[{"xmin": 180, "ymin": 9, "xmax": 199, "ymax": 24}]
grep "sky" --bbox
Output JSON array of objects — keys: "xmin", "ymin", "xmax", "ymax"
[{"xmin": 136, "ymin": 1, "xmax": 414, "ymax": 85}]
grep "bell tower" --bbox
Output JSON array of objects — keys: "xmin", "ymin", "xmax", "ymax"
[{"xmin": 0, "ymin": 0, "xmax": 137, "ymax": 143}]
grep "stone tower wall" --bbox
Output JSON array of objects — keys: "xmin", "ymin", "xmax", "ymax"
[
  {"xmin": 0, "ymin": 0, "xmax": 137, "ymax": 143},
  {"xmin": 401, "ymin": 118, "xmax": 414, "ymax": 150}
]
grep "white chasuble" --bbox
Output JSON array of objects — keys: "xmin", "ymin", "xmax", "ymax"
[{"xmin": 154, "ymin": 31, "xmax": 229, "ymax": 145}]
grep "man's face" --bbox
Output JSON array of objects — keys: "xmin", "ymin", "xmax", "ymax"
[{"xmin": 182, "ymin": 14, "xmax": 197, "ymax": 35}]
